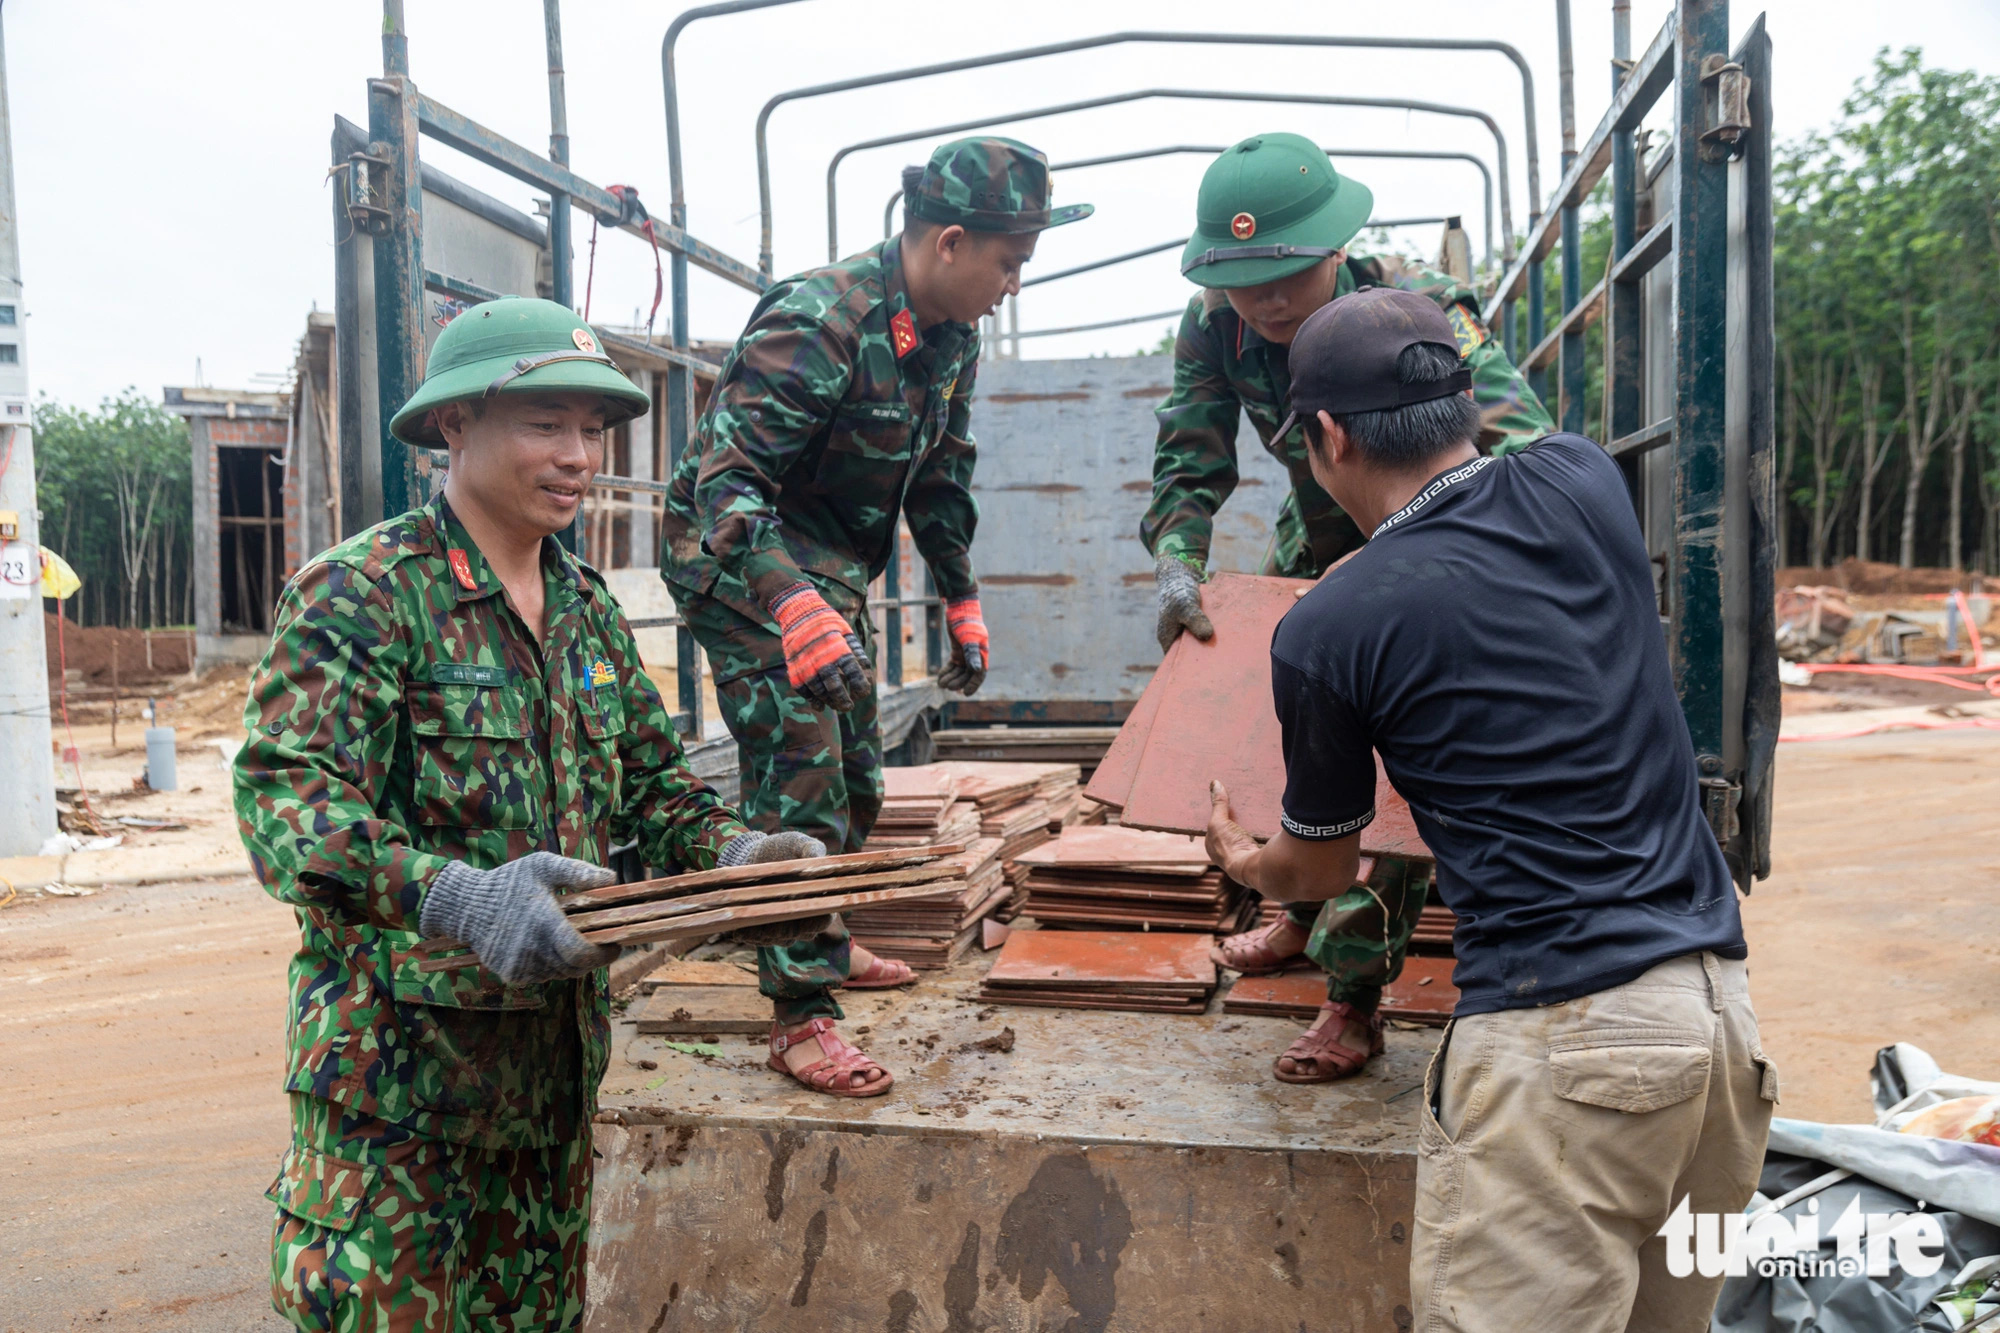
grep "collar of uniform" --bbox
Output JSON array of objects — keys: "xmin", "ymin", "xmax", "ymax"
[
  {"xmin": 879, "ymin": 236, "xmax": 975, "ymax": 351},
  {"xmin": 428, "ymin": 494, "xmax": 593, "ymax": 608},
  {"xmin": 428, "ymin": 495, "xmax": 502, "ymax": 604}
]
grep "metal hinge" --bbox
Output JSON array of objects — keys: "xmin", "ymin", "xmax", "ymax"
[
  {"xmin": 1699, "ymin": 774, "xmax": 1742, "ymax": 846},
  {"xmin": 1700, "ymin": 55, "xmax": 1752, "ymax": 158},
  {"xmin": 344, "ymin": 147, "xmax": 393, "ymax": 236}
]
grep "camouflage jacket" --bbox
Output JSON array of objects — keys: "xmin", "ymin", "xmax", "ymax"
[
  {"xmin": 661, "ymin": 237, "xmax": 981, "ymax": 626},
  {"xmin": 234, "ymin": 493, "xmax": 746, "ymax": 1150},
  {"xmin": 1142, "ymin": 251, "xmax": 1554, "ymax": 578}
]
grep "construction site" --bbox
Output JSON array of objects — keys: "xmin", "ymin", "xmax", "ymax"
[{"xmin": 4, "ymin": 2, "xmax": 2000, "ymax": 1331}]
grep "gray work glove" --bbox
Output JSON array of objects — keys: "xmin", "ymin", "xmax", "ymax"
[
  {"xmin": 719, "ymin": 829, "xmax": 828, "ymax": 867},
  {"xmin": 420, "ymin": 852, "xmax": 619, "ymax": 986},
  {"xmin": 1154, "ymin": 553, "xmax": 1215, "ymax": 653},
  {"xmin": 717, "ymin": 829, "xmax": 833, "ymax": 948},
  {"xmin": 936, "ymin": 639, "xmax": 987, "ymax": 695}
]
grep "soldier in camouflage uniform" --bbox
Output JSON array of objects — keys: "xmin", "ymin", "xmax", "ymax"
[
  {"xmin": 237, "ymin": 297, "xmax": 822, "ymax": 1329},
  {"xmin": 1144, "ymin": 133, "xmax": 1554, "ymax": 1081},
  {"xmin": 661, "ymin": 136, "xmax": 1091, "ymax": 1084}
]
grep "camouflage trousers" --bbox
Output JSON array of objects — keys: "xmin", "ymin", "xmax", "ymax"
[
  {"xmin": 1282, "ymin": 857, "xmax": 1431, "ymax": 1010},
  {"xmin": 676, "ymin": 589, "xmax": 885, "ymax": 1025},
  {"xmin": 268, "ymin": 1094, "xmax": 591, "ymax": 1333}
]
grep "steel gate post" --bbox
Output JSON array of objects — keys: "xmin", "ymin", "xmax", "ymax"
[
  {"xmin": 1669, "ymin": 0, "xmax": 1732, "ymax": 770},
  {"xmin": 368, "ymin": 24, "xmax": 424, "ymax": 524}
]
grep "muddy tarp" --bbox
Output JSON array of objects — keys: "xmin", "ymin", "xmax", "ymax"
[{"xmin": 1711, "ymin": 1045, "xmax": 2000, "ymax": 1332}]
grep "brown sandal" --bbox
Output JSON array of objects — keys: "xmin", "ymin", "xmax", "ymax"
[
  {"xmin": 841, "ymin": 953, "xmax": 916, "ymax": 989},
  {"xmin": 1273, "ymin": 1001, "xmax": 1384, "ymax": 1084},
  {"xmin": 768, "ymin": 1018, "xmax": 894, "ymax": 1098},
  {"xmin": 1212, "ymin": 914, "xmax": 1310, "ymax": 975}
]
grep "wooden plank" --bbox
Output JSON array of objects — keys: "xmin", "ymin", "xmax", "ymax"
[
  {"xmin": 1380, "ymin": 954, "xmax": 1459, "ymax": 1024},
  {"xmin": 555, "ymin": 845, "xmax": 961, "ymax": 914},
  {"xmin": 565, "ymin": 863, "xmax": 961, "ymax": 934},
  {"xmin": 633, "ymin": 985, "xmax": 770, "ymax": 1034},
  {"xmin": 986, "ymin": 929, "xmax": 1216, "ymax": 989},
  {"xmin": 638, "ymin": 959, "xmax": 759, "ymax": 991},
  {"xmin": 578, "ymin": 881, "xmax": 967, "ymax": 947},
  {"xmin": 1013, "ymin": 824, "xmax": 1211, "ymax": 868},
  {"xmin": 1115, "ymin": 573, "xmax": 1308, "ymax": 839},
  {"xmin": 1081, "ymin": 664, "xmax": 1168, "ymax": 812},
  {"xmin": 1100, "ymin": 574, "xmax": 1433, "ymax": 860}
]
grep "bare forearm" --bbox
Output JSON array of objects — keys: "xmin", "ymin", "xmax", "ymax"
[{"xmin": 1220, "ymin": 830, "xmax": 1361, "ymax": 903}]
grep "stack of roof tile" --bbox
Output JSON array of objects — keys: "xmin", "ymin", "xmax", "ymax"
[
  {"xmin": 867, "ymin": 767, "xmax": 981, "ymax": 848},
  {"xmin": 978, "ymin": 929, "xmax": 1218, "ymax": 1015},
  {"xmin": 1014, "ymin": 824, "xmax": 1253, "ymax": 932},
  {"xmin": 930, "ymin": 726, "xmax": 1120, "ymax": 774},
  {"xmin": 1221, "ymin": 956, "xmax": 1460, "ymax": 1025},
  {"xmin": 868, "ymin": 760, "xmax": 1080, "ymax": 861},
  {"xmin": 841, "ymin": 837, "xmax": 1009, "ymax": 969}
]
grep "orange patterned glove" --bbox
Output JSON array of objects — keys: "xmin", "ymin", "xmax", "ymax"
[
  {"xmin": 771, "ymin": 583, "xmax": 870, "ymax": 712},
  {"xmin": 939, "ymin": 594, "xmax": 988, "ymax": 695}
]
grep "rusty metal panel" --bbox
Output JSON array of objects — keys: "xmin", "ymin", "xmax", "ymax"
[
  {"xmin": 965, "ymin": 355, "xmax": 1291, "ymax": 705},
  {"xmin": 588, "ymin": 970, "xmax": 1432, "ymax": 1332},
  {"xmin": 587, "ymin": 1121, "xmax": 1415, "ymax": 1332}
]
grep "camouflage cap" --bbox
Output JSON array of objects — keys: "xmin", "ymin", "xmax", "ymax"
[{"xmin": 904, "ymin": 136, "xmax": 1093, "ymax": 234}]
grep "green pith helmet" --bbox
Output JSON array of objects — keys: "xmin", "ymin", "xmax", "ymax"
[
  {"xmin": 1179, "ymin": 133, "xmax": 1374, "ymax": 290},
  {"xmin": 389, "ymin": 296, "xmax": 651, "ymax": 446},
  {"xmin": 905, "ymin": 135, "xmax": 1093, "ymax": 234}
]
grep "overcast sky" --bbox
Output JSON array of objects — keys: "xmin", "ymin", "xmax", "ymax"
[{"xmin": 6, "ymin": 0, "xmax": 1999, "ymax": 407}]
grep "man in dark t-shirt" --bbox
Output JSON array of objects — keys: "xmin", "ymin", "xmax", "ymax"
[{"xmin": 1205, "ymin": 288, "xmax": 1776, "ymax": 1332}]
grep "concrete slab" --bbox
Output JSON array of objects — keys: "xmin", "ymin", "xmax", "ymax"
[{"xmin": 589, "ymin": 949, "xmax": 1437, "ymax": 1331}]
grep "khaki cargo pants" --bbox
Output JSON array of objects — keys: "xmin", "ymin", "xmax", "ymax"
[{"xmin": 1411, "ymin": 951, "xmax": 1777, "ymax": 1333}]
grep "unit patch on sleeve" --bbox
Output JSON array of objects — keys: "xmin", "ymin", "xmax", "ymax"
[
  {"xmin": 587, "ymin": 656, "xmax": 618, "ymax": 690},
  {"xmin": 1445, "ymin": 304, "xmax": 1488, "ymax": 358}
]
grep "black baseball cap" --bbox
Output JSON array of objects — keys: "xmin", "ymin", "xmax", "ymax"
[{"xmin": 1275, "ymin": 287, "xmax": 1474, "ymax": 442}]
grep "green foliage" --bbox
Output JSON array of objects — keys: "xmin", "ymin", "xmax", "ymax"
[
  {"xmin": 1772, "ymin": 48, "xmax": 2000, "ymax": 571},
  {"xmin": 33, "ymin": 390, "xmax": 193, "ymax": 627}
]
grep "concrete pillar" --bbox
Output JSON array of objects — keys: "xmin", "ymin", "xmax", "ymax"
[
  {"xmin": 0, "ymin": 18, "xmax": 57, "ymax": 856},
  {"xmin": 627, "ymin": 369, "xmax": 655, "ymax": 566}
]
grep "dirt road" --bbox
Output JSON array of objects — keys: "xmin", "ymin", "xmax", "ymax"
[
  {"xmin": 0, "ymin": 875, "xmax": 293, "ymax": 1331},
  {"xmin": 2, "ymin": 725, "xmax": 1995, "ymax": 1329}
]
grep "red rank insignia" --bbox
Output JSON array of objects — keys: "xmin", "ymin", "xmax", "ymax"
[
  {"xmin": 890, "ymin": 308, "xmax": 919, "ymax": 359},
  {"xmin": 447, "ymin": 548, "xmax": 477, "ymax": 592}
]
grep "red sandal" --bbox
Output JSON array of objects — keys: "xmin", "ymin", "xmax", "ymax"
[
  {"xmin": 768, "ymin": 1018, "xmax": 895, "ymax": 1098},
  {"xmin": 841, "ymin": 952, "xmax": 916, "ymax": 989},
  {"xmin": 1273, "ymin": 1001, "xmax": 1384, "ymax": 1084},
  {"xmin": 1212, "ymin": 914, "xmax": 1310, "ymax": 975}
]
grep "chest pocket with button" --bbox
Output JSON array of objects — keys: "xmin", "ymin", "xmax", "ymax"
[{"xmin": 406, "ymin": 683, "xmax": 540, "ymax": 830}]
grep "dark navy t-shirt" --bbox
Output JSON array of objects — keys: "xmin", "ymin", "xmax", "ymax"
[{"xmin": 1272, "ymin": 433, "xmax": 1745, "ymax": 1015}]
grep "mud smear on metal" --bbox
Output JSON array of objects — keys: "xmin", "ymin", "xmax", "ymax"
[
  {"xmin": 820, "ymin": 1146, "xmax": 840, "ymax": 1194},
  {"xmin": 763, "ymin": 1128, "xmax": 807, "ymax": 1221},
  {"xmin": 943, "ymin": 1222, "xmax": 982, "ymax": 1332},
  {"xmin": 790, "ymin": 1208, "xmax": 829, "ymax": 1307},
  {"xmin": 885, "ymin": 1289, "xmax": 919, "ymax": 1332},
  {"xmin": 640, "ymin": 1124, "xmax": 697, "ymax": 1175},
  {"xmin": 1273, "ymin": 1240, "xmax": 1304, "ymax": 1288},
  {"xmin": 994, "ymin": 1154, "xmax": 1133, "ymax": 1333}
]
